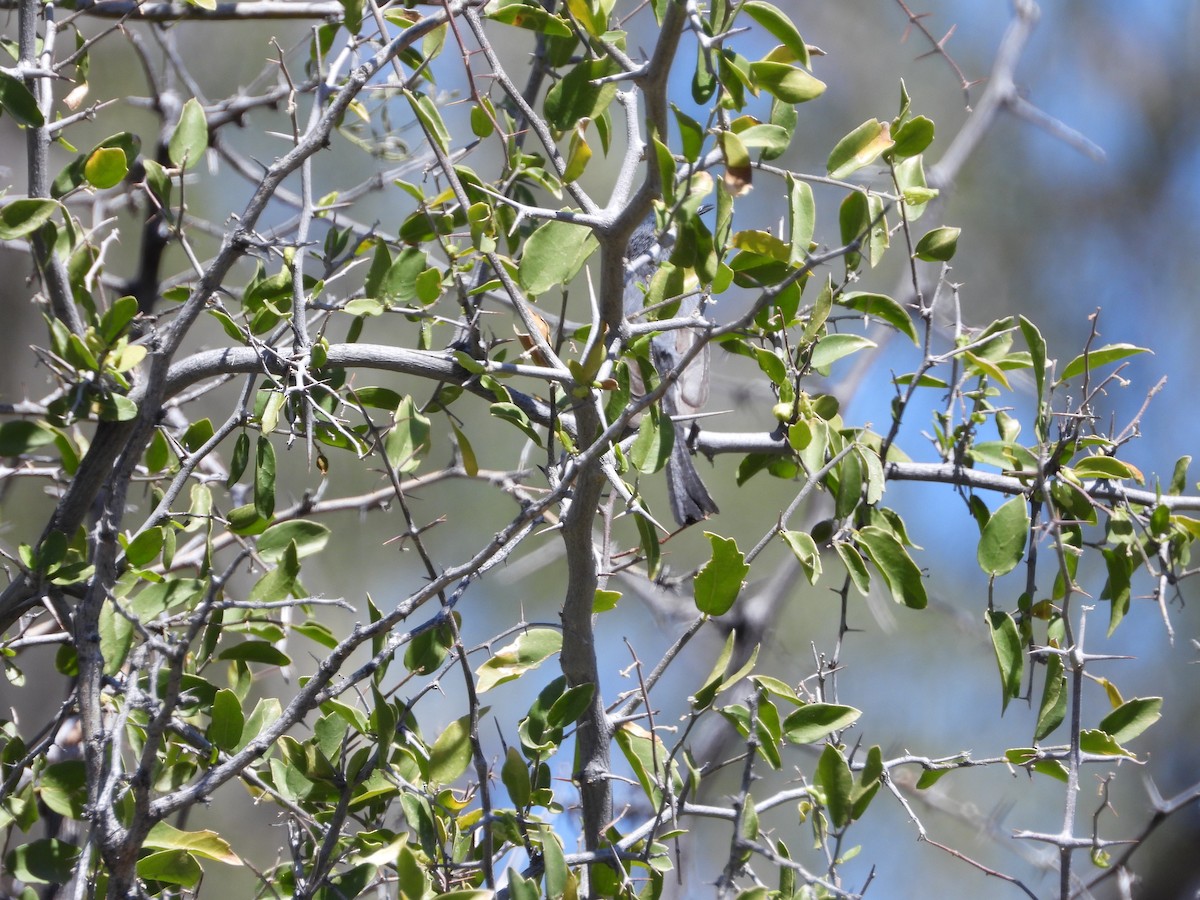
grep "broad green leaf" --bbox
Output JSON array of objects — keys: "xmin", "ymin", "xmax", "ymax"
[
  {"xmin": 977, "ymin": 496, "xmax": 1029, "ymax": 576},
  {"xmin": 256, "ymin": 520, "xmax": 331, "ymax": 562},
  {"xmin": 386, "ymin": 395, "xmax": 432, "ymax": 474},
  {"xmin": 518, "ymin": 218, "xmax": 596, "ymax": 295},
  {"xmin": 741, "ymin": 1, "xmax": 810, "ymax": 66},
  {"xmin": 630, "ymin": 403, "xmax": 672, "ymax": 474},
  {"xmin": 838, "ymin": 190, "xmax": 869, "ymax": 270},
  {"xmin": 208, "ymin": 688, "xmax": 244, "ymax": 752},
  {"xmin": 37, "ymin": 761, "xmax": 86, "ymax": 818},
  {"xmin": 168, "ymin": 98, "xmax": 208, "ymax": 169},
  {"xmin": 137, "ymin": 850, "xmax": 202, "ymax": 887},
  {"xmin": 986, "ymin": 610, "xmax": 1022, "ymax": 712},
  {"xmin": 856, "ymin": 525, "xmax": 926, "ymax": 609},
  {"xmin": 1019, "ymin": 315, "xmax": 1047, "ymax": 404},
  {"xmin": 694, "ymin": 533, "xmax": 749, "ymax": 615},
  {"xmin": 254, "ymin": 436, "xmax": 276, "ymax": 519},
  {"xmin": 838, "ymin": 291, "xmax": 918, "ymax": 345},
  {"xmin": 1098, "ymin": 697, "xmax": 1162, "ymax": 744},
  {"xmin": 1058, "ymin": 343, "xmax": 1150, "ymax": 383},
  {"xmin": 809, "ymin": 334, "xmax": 877, "ymax": 370},
  {"xmin": 427, "ymin": 713, "xmax": 474, "ymax": 784},
  {"xmin": 544, "ymin": 58, "xmax": 618, "ymax": 130},
  {"xmin": 476, "ymin": 628, "xmax": 563, "ymax": 692},
  {"xmin": 913, "ymin": 225, "xmax": 960, "ymax": 261},
  {"xmin": 692, "ymin": 630, "xmax": 737, "ymax": 710},
  {"xmin": 816, "ymin": 744, "xmax": 853, "ymax": 828},
  {"xmin": 828, "ymin": 119, "xmax": 893, "ymax": 180},
  {"xmin": 782, "ymin": 703, "xmax": 860, "ymax": 744},
  {"xmin": 834, "ymin": 540, "xmax": 871, "ymax": 596},
  {"xmin": 99, "ymin": 599, "xmax": 134, "ymax": 675},
  {"xmin": 1034, "ymin": 652, "xmax": 1066, "ymax": 741},
  {"xmin": 1069, "ymin": 455, "xmax": 1144, "ymax": 484},
  {"xmin": 502, "ymin": 745, "xmax": 532, "ymax": 807},
  {"xmin": 780, "ymin": 529, "xmax": 821, "ymax": 584},
  {"xmin": 0, "ymin": 70, "xmax": 44, "ymax": 126},
  {"xmin": 405, "ymin": 90, "xmax": 451, "ymax": 154},
  {"xmin": 0, "ymin": 420, "xmax": 58, "ymax": 456},
  {"xmin": 888, "ymin": 115, "xmax": 934, "ymax": 159},
  {"xmin": 615, "ymin": 721, "xmax": 680, "ymax": 806},
  {"xmin": 0, "ymin": 198, "xmax": 60, "ymax": 240},
  {"xmin": 748, "ymin": 61, "xmax": 826, "ymax": 104},
  {"xmin": 6, "ymin": 839, "xmax": 80, "ymax": 884},
  {"xmin": 124, "ymin": 527, "xmax": 164, "ymax": 567},
  {"xmin": 84, "ymin": 146, "xmax": 128, "ymax": 189},
  {"xmin": 1079, "ymin": 729, "xmax": 1134, "ymax": 758},
  {"xmin": 217, "ymin": 641, "xmax": 291, "ymax": 666},
  {"xmin": 786, "ymin": 173, "xmax": 815, "ymax": 265}
]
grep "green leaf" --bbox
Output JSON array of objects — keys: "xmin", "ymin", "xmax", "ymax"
[
  {"xmin": 502, "ymin": 745, "xmax": 532, "ymax": 808},
  {"xmin": 518, "ymin": 218, "xmax": 596, "ymax": 295},
  {"xmin": 1098, "ymin": 697, "xmax": 1162, "ymax": 744},
  {"xmin": 615, "ymin": 722, "xmax": 679, "ymax": 807},
  {"xmin": 816, "ymin": 744, "xmax": 853, "ymax": 828},
  {"xmin": 838, "ymin": 291, "xmax": 918, "ymax": 345},
  {"xmin": 1070, "ymin": 455, "xmax": 1143, "ymax": 484},
  {"xmin": 137, "ymin": 850, "xmax": 202, "ymax": 887},
  {"xmin": 545, "ymin": 58, "xmax": 618, "ymax": 130},
  {"xmin": 404, "ymin": 90, "xmax": 450, "ymax": 154},
  {"xmin": 630, "ymin": 403, "xmax": 672, "ymax": 474},
  {"xmin": 487, "ymin": 0, "xmax": 573, "ymax": 36},
  {"xmin": 6, "ymin": 839, "xmax": 80, "ymax": 884},
  {"xmin": 489, "ymin": 402, "xmax": 543, "ymax": 446},
  {"xmin": 208, "ymin": 688, "xmax": 245, "ymax": 752},
  {"xmin": 856, "ymin": 525, "xmax": 926, "ymax": 609},
  {"xmin": 84, "ymin": 145, "xmax": 128, "ymax": 189},
  {"xmin": 0, "ymin": 71, "xmax": 44, "ymax": 126},
  {"xmin": 256, "ymin": 520, "xmax": 330, "ymax": 562},
  {"xmin": 786, "ymin": 173, "xmax": 815, "ymax": 265},
  {"xmin": 1019, "ymin": 315, "xmax": 1047, "ymax": 404},
  {"xmin": 427, "ymin": 713, "xmax": 474, "ymax": 784},
  {"xmin": 986, "ymin": 610, "xmax": 1023, "ymax": 712},
  {"xmin": 780, "ymin": 530, "xmax": 821, "ymax": 584},
  {"xmin": 218, "ymin": 641, "xmax": 291, "ymax": 666},
  {"xmin": 253, "ymin": 436, "xmax": 276, "ymax": 520},
  {"xmin": 834, "ymin": 540, "xmax": 871, "ymax": 596},
  {"xmin": 782, "ymin": 703, "xmax": 860, "ymax": 744},
  {"xmin": 742, "ymin": 1, "xmax": 809, "ymax": 66},
  {"xmin": 828, "ymin": 119, "xmax": 894, "ymax": 180},
  {"xmin": 124, "ymin": 527, "xmax": 164, "ymax": 568},
  {"xmin": 913, "ymin": 225, "xmax": 960, "ymax": 261},
  {"xmin": 37, "ymin": 761, "xmax": 87, "ymax": 818},
  {"xmin": 977, "ymin": 496, "xmax": 1029, "ymax": 576},
  {"xmin": 168, "ymin": 97, "xmax": 208, "ymax": 169},
  {"xmin": 887, "ymin": 115, "xmax": 934, "ymax": 159},
  {"xmin": 1058, "ymin": 343, "xmax": 1150, "ymax": 383},
  {"xmin": 386, "ymin": 396, "xmax": 432, "ymax": 474},
  {"xmin": 748, "ymin": 61, "xmax": 826, "ymax": 104},
  {"xmin": 0, "ymin": 198, "xmax": 60, "ymax": 240},
  {"xmin": 0, "ymin": 420, "xmax": 58, "ymax": 456},
  {"xmin": 694, "ymin": 533, "xmax": 750, "ymax": 615},
  {"xmin": 247, "ymin": 540, "xmax": 300, "ymax": 605},
  {"xmin": 1079, "ymin": 729, "xmax": 1134, "ymax": 758},
  {"xmin": 476, "ymin": 628, "xmax": 562, "ymax": 693},
  {"xmin": 1034, "ymin": 652, "xmax": 1066, "ymax": 741},
  {"xmin": 809, "ymin": 334, "xmax": 877, "ymax": 370}
]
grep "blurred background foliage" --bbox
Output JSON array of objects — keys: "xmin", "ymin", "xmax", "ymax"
[{"xmin": 2, "ymin": 1, "xmax": 1198, "ymax": 897}]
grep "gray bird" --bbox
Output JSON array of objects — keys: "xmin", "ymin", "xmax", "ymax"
[{"xmin": 623, "ymin": 213, "xmax": 719, "ymax": 526}]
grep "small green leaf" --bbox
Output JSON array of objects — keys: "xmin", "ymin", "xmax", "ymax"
[
  {"xmin": 84, "ymin": 145, "xmax": 128, "ymax": 189},
  {"xmin": 489, "ymin": 402, "xmax": 543, "ymax": 446},
  {"xmin": 1058, "ymin": 343, "xmax": 1150, "ymax": 383},
  {"xmin": 476, "ymin": 628, "xmax": 563, "ymax": 693},
  {"xmin": 782, "ymin": 703, "xmax": 861, "ymax": 744},
  {"xmin": 1098, "ymin": 697, "xmax": 1162, "ymax": 744},
  {"xmin": 518, "ymin": 218, "xmax": 597, "ymax": 295},
  {"xmin": 254, "ymin": 436, "xmax": 276, "ymax": 519},
  {"xmin": 986, "ymin": 610, "xmax": 1023, "ymax": 712},
  {"xmin": 977, "ymin": 496, "xmax": 1029, "ymax": 577},
  {"xmin": 828, "ymin": 119, "xmax": 894, "ymax": 180},
  {"xmin": 887, "ymin": 115, "xmax": 934, "ymax": 159},
  {"xmin": 137, "ymin": 850, "xmax": 202, "ymax": 887},
  {"xmin": 913, "ymin": 226, "xmax": 960, "ymax": 261},
  {"xmin": 0, "ymin": 198, "xmax": 60, "ymax": 240},
  {"xmin": 780, "ymin": 530, "xmax": 821, "ymax": 584},
  {"xmin": 1070, "ymin": 455, "xmax": 1144, "ymax": 484},
  {"xmin": 1034, "ymin": 652, "xmax": 1066, "ymax": 741},
  {"xmin": 694, "ymin": 532, "xmax": 750, "ymax": 615},
  {"xmin": 856, "ymin": 525, "xmax": 926, "ymax": 609},
  {"xmin": 168, "ymin": 98, "xmax": 208, "ymax": 169},
  {"xmin": 838, "ymin": 291, "xmax": 918, "ymax": 345},
  {"xmin": 6, "ymin": 839, "xmax": 80, "ymax": 884},
  {"xmin": 386, "ymin": 396, "xmax": 432, "ymax": 474},
  {"xmin": 0, "ymin": 71, "xmax": 44, "ymax": 126},
  {"xmin": 741, "ymin": 1, "xmax": 809, "ymax": 66},
  {"xmin": 748, "ymin": 61, "xmax": 826, "ymax": 104},
  {"xmin": 217, "ymin": 641, "xmax": 291, "ymax": 666},
  {"xmin": 810, "ymin": 334, "xmax": 877, "ymax": 369},
  {"xmin": 1079, "ymin": 729, "xmax": 1134, "ymax": 758},
  {"xmin": 208, "ymin": 688, "xmax": 245, "ymax": 752},
  {"xmin": 427, "ymin": 714, "xmax": 474, "ymax": 784},
  {"xmin": 630, "ymin": 403, "xmax": 672, "ymax": 475},
  {"xmin": 816, "ymin": 744, "xmax": 853, "ymax": 828}
]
